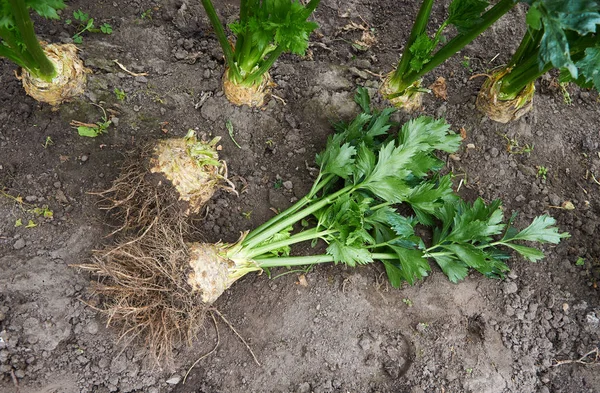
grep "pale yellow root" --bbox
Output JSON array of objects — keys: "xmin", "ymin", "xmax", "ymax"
[
  {"xmin": 222, "ymin": 68, "xmax": 275, "ymax": 107},
  {"xmin": 187, "ymin": 238, "xmax": 261, "ymax": 304},
  {"xmin": 379, "ymin": 73, "xmax": 423, "ymax": 112},
  {"xmin": 20, "ymin": 43, "xmax": 90, "ymax": 106},
  {"xmin": 476, "ymin": 69, "xmax": 535, "ymax": 123}
]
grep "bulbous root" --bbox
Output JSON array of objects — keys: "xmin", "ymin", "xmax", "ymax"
[
  {"xmin": 20, "ymin": 43, "xmax": 90, "ymax": 106},
  {"xmin": 222, "ymin": 69, "xmax": 275, "ymax": 107},
  {"xmin": 92, "ymin": 131, "xmax": 236, "ymax": 235},
  {"xmin": 476, "ymin": 70, "xmax": 535, "ymax": 123},
  {"xmin": 75, "ymin": 220, "xmax": 209, "ymax": 363},
  {"xmin": 188, "ymin": 239, "xmax": 261, "ymax": 304},
  {"xmin": 379, "ymin": 74, "xmax": 423, "ymax": 112}
]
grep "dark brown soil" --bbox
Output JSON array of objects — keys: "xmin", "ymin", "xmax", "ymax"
[{"xmin": 1, "ymin": 1, "xmax": 599, "ymax": 392}]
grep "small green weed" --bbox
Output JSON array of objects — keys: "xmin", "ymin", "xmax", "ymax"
[
  {"xmin": 402, "ymin": 298, "xmax": 413, "ymax": 307},
  {"xmin": 42, "ymin": 136, "xmax": 54, "ymax": 149},
  {"xmin": 71, "ymin": 104, "xmax": 111, "ymax": 138},
  {"xmin": 114, "ymin": 88, "xmax": 127, "ymax": 101},
  {"xmin": 500, "ymin": 133, "xmax": 534, "ymax": 155},
  {"xmin": 274, "ymin": 179, "xmax": 283, "ymax": 189},
  {"xmin": 576, "ymin": 257, "xmax": 585, "ymax": 266},
  {"xmin": 68, "ymin": 9, "xmax": 113, "ymax": 44},
  {"xmin": 536, "ymin": 166, "xmax": 548, "ymax": 181}
]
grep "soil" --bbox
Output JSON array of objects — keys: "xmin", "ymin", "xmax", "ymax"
[{"xmin": 1, "ymin": 0, "xmax": 600, "ymax": 392}]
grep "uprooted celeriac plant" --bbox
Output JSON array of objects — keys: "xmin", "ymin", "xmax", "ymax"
[
  {"xmin": 477, "ymin": 0, "xmax": 600, "ymax": 122},
  {"xmin": 93, "ymin": 130, "xmax": 235, "ymax": 235},
  {"xmin": 200, "ymin": 0, "xmax": 320, "ymax": 107},
  {"xmin": 380, "ymin": 0, "xmax": 520, "ymax": 111},
  {"xmin": 80, "ymin": 88, "xmax": 567, "ymax": 362},
  {"xmin": 0, "ymin": 0, "xmax": 89, "ymax": 105}
]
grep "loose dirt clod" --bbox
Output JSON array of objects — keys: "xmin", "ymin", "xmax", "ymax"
[
  {"xmin": 476, "ymin": 70, "xmax": 535, "ymax": 123},
  {"xmin": 20, "ymin": 43, "xmax": 90, "ymax": 106}
]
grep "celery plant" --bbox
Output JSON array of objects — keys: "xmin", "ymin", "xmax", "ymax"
[
  {"xmin": 381, "ymin": 0, "xmax": 519, "ymax": 108},
  {"xmin": 201, "ymin": 0, "xmax": 320, "ymax": 106},
  {"xmin": 0, "ymin": 0, "xmax": 65, "ymax": 81},
  {"xmin": 477, "ymin": 0, "xmax": 600, "ymax": 122},
  {"xmin": 184, "ymin": 89, "xmax": 568, "ymax": 302}
]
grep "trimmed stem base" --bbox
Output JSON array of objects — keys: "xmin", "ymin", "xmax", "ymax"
[
  {"xmin": 379, "ymin": 74, "xmax": 423, "ymax": 112},
  {"xmin": 20, "ymin": 43, "xmax": 90, "ymax": 106},
  {"xmin": 222, "ymin": 69, "xmax": 274, "ymax": 107},
  {"xmin": 476, "ymin": 70, "xmax": 535, "ymax": 123}
]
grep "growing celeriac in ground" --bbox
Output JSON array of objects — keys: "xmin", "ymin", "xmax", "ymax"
[
  {"xmin": 200, "ymin": 0, "xmax": 320, "ymax": 107},
  {"xmin": 477, "ymin": 0, "xmax": 600, "ymax": 122},
  {"xmin": 380, "ymin": 0, "xmax": 520, "ymax": 110},
  {"xmin": 0, "ymin": 0, "xmax": 89, "ymax": 105},
  {"xmin": 82, "ymin": 89, "xmax": 568, "ymax": 361}
]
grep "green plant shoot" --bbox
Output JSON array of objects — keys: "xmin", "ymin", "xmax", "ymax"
[
  {"xmin": 382, "ymin": 0, "xmax": 519, "ymax": 104},
  {"xmin": 200, "ymin": 0, "xmax": 320, "ymax": 90}
]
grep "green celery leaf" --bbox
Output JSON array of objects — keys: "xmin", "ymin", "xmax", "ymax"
[
  {"xmin": 389, "ymin": 245, "xmax": 431, "ymax": 285},
  {"xmin": 503, "ymin": 214, "xmax": 570, "ymax": 244},
  {"xmin": 327, "ymin": 240, "xmax": 373, "ymax": 267},
  {"xmin": 382, "ymin": 260, "xmax": 405, "ymax": 288},
  {"xmin": 441, "ymin": 243, "xmax": 497, "ymax": 276},
  {"xmin": 409, "ymin": 34, "xmax": 435, "ymax": 72},
  {"xmin": 25, "ymin": 0, "xmax": 66, "ymax": 20},
  {"xmin": 447, "ymin": 0, "xmax": 490, "ymax": 33},
  {"xmin": 354, "ymin": 86, "xmax": 371, "ymax": 113},
  {"xmin": 319, "ymin": 142, "xmax": 357, "ymax": 178},
  {"xmin": 431, "ymin": 254, "xmax": 469, "ymax": 283},
  {"xmin": 353, "ymin": 143, "xmax": 377, "ymax": 183},
  {"xmin": 500, "ymin": 243, "xmax": 546, "ymax": 262},
  {"xmin": 406, "ymin": 175, "xmax": 456, "ymax": 225},
  {"xmin": 576, "ymin": 46, "xmax": 600, "ymax": 89},
  {"xmin": 441, "ymin": 198, "xmax": 505, "ymax": 243}
]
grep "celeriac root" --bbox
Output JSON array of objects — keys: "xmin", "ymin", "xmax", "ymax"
[
  {"xmin": 476, "ymin": 69, "xmax": 535, "ymax": 123},
  {"xmin": 20, "ymin": 43, "xmax": 90, "ymax": 106},
  {"xmin": 93, "ymin": 132, "xmax": 235, "ymax": 235},
  {"xmin": 222, "ymin": 68, "xmax": 275, "ymax": 107},
  {"xmin": 379, "ymin": 74, "xmax": 423, "ymax": 112}
]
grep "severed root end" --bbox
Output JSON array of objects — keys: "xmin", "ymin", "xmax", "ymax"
[
  {"xmin": 76, "ymin": 221, "xmax": 208, "ymax": 363},
  {"xmin": 476, "ymin": 70, "xmax": 535, "ymax": 123},
  {"xmin": 21, "ymin": 43, "xmax": 90, "ymax": 106},
  {"xmin": 379, "ymin": 75, "xmax": 423, "ymax": 112},
  {"xmin": 188, "ymin": 239, "xmax": 261, "ymax": 304},
  {"xmin": 222, "ymin": 69, "xmax": 274, "ymax": 107}
]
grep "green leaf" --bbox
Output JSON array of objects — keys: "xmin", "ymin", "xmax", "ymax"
[
  {"xmin": 503, "ymin": 214, "xmax": 570, "ymax": 244},
  {"xmin": 319, "ymin": 142, "xmax": 356, "ymax": 179},
  {"xmin": 576, "ymin": 46, "xmax": 600, "ymax": 89},
  {"xmin": 431, "ymin": 254, "xmax": 469, "ymax": 283},
  {"xmin": 327, "ymin": 241, "xmax": 373, "ymax": 267},
  {"xmin": 409, "ymin": 34, "xmax": 435, "ymax": 72},
  {"xmin": 388, "ymin": 245, "xmax": 431, "ymax": 285},
  {"xmin": 100, "ymin": 23, "xmax": 112, "ymax": 34},
  {"xmin": 14, "ymin": 218, "xmax": 22, "ymax": 227},
  {"xmin": 500, "ymin": 243, "xmax": 546, "ymax": 262},
  {"xmin": 447, "ymin": 0, "xmax": 490, "ymax": 33},
  {"xmin": 77, "ymin": 126, "xmax": 100, "ymax": 137},
  {"xmin": 354, "ymin": 86, "xmax": 371, "ymax": 113}
]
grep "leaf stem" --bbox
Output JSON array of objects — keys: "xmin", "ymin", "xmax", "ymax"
[
  {"xmin": 245, "ymin": 228, "xmax": 335, "ymax": 259},
  {"xmin": 242, "ymin": 185, "xmax": 355, "ymax": 250},
  {"xmin": 200, "ymin": 0, "xmax": 240, "ymax": 81},
  {"xmin": 391, "ymin": 0, "xmax": 518, "ymax": 94},
  {"xmin": 255, "ymin": 252, "xmax": 398, "ymax": 268},
  {"xmin": 8, "ymin": 0, "xmax": 56, "ymax": 81}
]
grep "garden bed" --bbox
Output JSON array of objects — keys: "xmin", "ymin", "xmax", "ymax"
[{"xmin": 1, "ymin": 0, "xmax": 599, "ymax": 392}]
